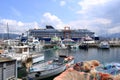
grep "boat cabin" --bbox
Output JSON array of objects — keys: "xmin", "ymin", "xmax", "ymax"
[{"xmin": 14, "ymin": 45, "xmax": 30, "ymax": 54}]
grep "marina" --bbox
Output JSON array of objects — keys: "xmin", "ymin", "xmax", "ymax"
[
  {"xmin": 0, "ymin": 28, "xmax": 120, "ymax": 80},
  {"xmin": 1, "ymin": 0, "xmax": 120, "ymax": 79},
  {"xmin": 0, "ymin": 32, "xmax": 120, "ymax": 80},
  {"xmin": 0, "ymin": 23, "xmax": 120, "ymax": 80}
]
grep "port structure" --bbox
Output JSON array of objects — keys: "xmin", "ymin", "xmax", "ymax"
[{"xmin": 63, "ymin": 26, "xmax": 71, "ymax": 39}]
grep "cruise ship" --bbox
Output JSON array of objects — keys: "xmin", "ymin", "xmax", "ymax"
[{"xmin": 28, "ymin": 25, "xmax": 95, "ymax": 41}]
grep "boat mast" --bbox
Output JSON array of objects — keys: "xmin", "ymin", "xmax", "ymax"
[
  {"xmin": 0, "ymin": 23, "xmax": 4, "ymax": 40},
  {"xmin": 7, "ymin": 23, "xmax": 9, "ymax": 40}
]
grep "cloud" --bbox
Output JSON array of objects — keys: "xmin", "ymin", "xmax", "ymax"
[
  {"xmin": 92, "ymin": 18, "xmax": 111, "ymax": 25},
  {"xmin": 41, "ymin": 12, "xmax": 113, "ymax": 35},
  {"xmin": 0, "ymin": 19, "xmax": 40, "ymax": 34},
  {"xmin": 74, "ymin": 0, "xmax": 120, "ymax": 35},
  {"xmin": 77, "ymin": 0, "xmax": 110, "ymax": 14},
  {"xmin": 60, "ymin": 1, "xmax": 66, "ymax": 6},
  {"xmin": 41, "ymin": 12, "xmax": 65, "ymax": 29},
  {"xmin": 68, "ymin": 18, "xmax": 111, "ymax": 34},
  {"xmin": 0, "ymin": 13, "xmax": 65, "ymax": 34}
]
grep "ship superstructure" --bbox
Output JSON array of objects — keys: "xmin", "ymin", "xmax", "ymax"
[{"xmin": 28, "ymin": 25, "xmax": 94, "ymax": 41}]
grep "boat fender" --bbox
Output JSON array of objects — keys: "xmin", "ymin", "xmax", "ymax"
[{"xmin": 35, "ymin": 72, "xmax": 41, "ymax": 77}]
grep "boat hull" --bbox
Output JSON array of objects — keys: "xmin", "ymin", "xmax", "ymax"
[
  {"xmin": 99, "ymin": 45, "xmax": 110, "ymax": 49},
  {"xmin": 28, "ymin": 64, "xmax": 66, "ymax": 80},
  {"xmin": 98, "ymin": 41, "xmax": 110, "ymax": 49},
  {"xmin": 27, "ymin": 56, "xmax": 74, "ymax": 80}
]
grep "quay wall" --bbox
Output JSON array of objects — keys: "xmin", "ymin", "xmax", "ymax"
[
  {"xmin": 43, "ymin": 43, "xmax": 120, "ymax": 49},
  {"xmin": 87, "ymin": 43, "xmax": 120, "ymax": 47}
]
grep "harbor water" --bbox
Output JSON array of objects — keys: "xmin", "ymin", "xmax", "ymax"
[{"xmin": 42, "ymin": 47, "xmax": 120, "ymax": 80}]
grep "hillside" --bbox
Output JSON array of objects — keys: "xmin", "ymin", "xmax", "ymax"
[{"xmin": 0, "ymin": 33, "xmax": 20, "ymax": 39}]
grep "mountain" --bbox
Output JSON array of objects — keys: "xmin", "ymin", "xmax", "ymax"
[
  {"xmin": 107, "ymin": 33, "xmax": 120, "ymax": 38},
  {"xmin": 98, "ymin": 33, "xmax": 120, "ymax": 40},
  {"xmin": 0, "ymin": 33, "xmax": 20, "ymax": 39}
]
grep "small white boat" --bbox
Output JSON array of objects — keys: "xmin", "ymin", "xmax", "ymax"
[
  {"xmin": 28, "ymin": 36, "xmax": 44, "ymax": 52},
  {"xmin": 62, "ymin": 38, "xmax": 75, "ymax": 45},
  {"xmin": 1, "ymin": 45, "xmax": 44, "ymax": 65},
  {"xmin": 71, "ymin": 44, "xmax": 79, "ymax": 49},
  {"xmin": 79, "ymin": 43, "xmax": 88, "ymax": 50},
  {"xmin": 57, "ymin": 42, "xmax": 67, "ymax": 49},
  {"xmin": 26, "ymin": 55, "xmax": 74, "ymax": 80},
  {"xmin": 50, "ymin": 35, "xmax": 61, "ymax": 44},
  {"xmin": 98, "ymin": 41, "xmax": 110, "ymax": 49},
  {"xmin": 81, "ymin": 35, "xmax": 95, "ymax": 44}
]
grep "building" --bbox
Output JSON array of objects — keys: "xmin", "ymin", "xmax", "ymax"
[{"xmin": 28, "ymin": 25, "xmax": 95, "ymax": 41}]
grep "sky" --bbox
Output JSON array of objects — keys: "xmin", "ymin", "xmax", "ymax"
[{"xmin": 0, "ymin": 0, "xmax": 120, "ymax": 35}]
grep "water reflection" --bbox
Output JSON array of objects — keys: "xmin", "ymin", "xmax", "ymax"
[
  {"xmin": 44, "ymin": 49, "xmax": 57, "ymax": 61},
  {"xmin": 44, "ymin": 48, "xmax": 120, "ymax": 63}
]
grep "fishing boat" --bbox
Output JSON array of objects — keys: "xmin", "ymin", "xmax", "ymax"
[
  {"xmin": 25, "ymin": 55, "xmax": 74, "ymax": 80},
  {"xmin": 79, "ymin": 43, "xmax": 88, "ymax": 50},
  {"xmin": 98, "ymin": 41, "xmax": 110, "ymax": 49},
  {"xmin": 50, "ymin": 35, "xmax": 61, "ymax": 44},
  {"xmin": 53, "ymin": 42, "xmax": 67, "ymax": 50},
  {"xmin": 81, "ymin": 35, "xmax": 95, "ymax": 44},
  {"xmin": 1, "ymin": 44, "xmax": 44, "ymax": 67},
  {"xmin": 71, "ymin": 43, "xmax": 79, "ymax": 49},
  {"xmin": 62, "ymin": 38, "xmax": 75, "ymax": 45},
  {"xmin": 59, "ymin": 42, "xmax": 67, "ymax": 49},
  {"xmin": 27, "ymin": 36, "xmax": 44, "ymax": 52},
  {"xmin": 79, "ymin": 35, "xmax": 95, "ymax": 50}
]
